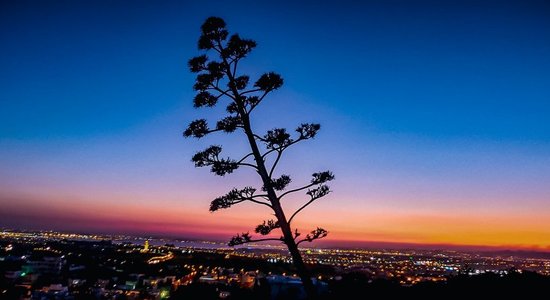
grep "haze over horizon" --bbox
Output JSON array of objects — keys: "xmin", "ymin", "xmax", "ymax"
[{"xmin": 1, "ymin": 0, "xmax": 549, "ymax": 252}]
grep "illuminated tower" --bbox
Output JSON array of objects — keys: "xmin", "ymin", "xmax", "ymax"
[{"xmin": 143, "ymin": 240, "xmax": 149, "ymax": 252}]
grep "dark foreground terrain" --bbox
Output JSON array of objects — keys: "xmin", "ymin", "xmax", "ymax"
[{"xmin": 2, "ymin": 235, "xmax": 549, "ymax": 299}]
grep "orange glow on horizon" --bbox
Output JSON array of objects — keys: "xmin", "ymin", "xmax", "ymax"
[{"xmin": 2, "ymin": 191, "xmax": 550, "ymax": 251}]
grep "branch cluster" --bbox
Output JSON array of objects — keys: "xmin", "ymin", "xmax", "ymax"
[
  {"xmin": 210, "ymin": 187, "xmax": 263, "ymax": 212},
  {"xmin": 228, "ymin": 232, "xmax": 251, "ymax": 247},
  {"xmin": 255, "ymin": 219, "xmax": 280, "ymax": 235},
  {"xmin": 263, "ymin": 174, "xmax": 292, "ymax": 191},
  {"xmin": 191, "ymin": 145, "xmax": 239, "ymax": 176},
  {"xmin": 184, "ymin": 17, "xmax": 284, "ymax": 143},
  {"xmin": 297, "ymin": 227, "xmax": 328, "ymax": 245},
  {"xmin": 261, "ymin": 123, "xmax": 321, "ymax": 152},
  {"xmin": 228, "ymin": 232, "xmax": 282, "ymax": 247}
]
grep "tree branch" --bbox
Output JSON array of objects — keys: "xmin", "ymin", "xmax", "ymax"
[
  {"xmin": 239, "ymin": 197, "xmax": 273, "ymax": 208},
  {"xmin": 237, "ymin": 152, "xmax": 254, "ymax": 164},
  {"xmin": 288, "ymin": 198, "xmax": 316, "ymax": 224},
  {"xmin": 237, "ymin": 162, "xmax": 259, "ymax": 170},
  {"xmin": 253, "ymin": 133, "xmax": 267, "ymax": 142},
  {"xmin": 249, "ymin": 238, "xmax": 283, "ymax": 243},
  {"xmin": 230, "ymin": 194, "xmax": 272, "ymax": 208},
  {"xmin": 210, "ymin": 187, "xmax": 273, "ymax": 212},
  {"xmin": 228, "ymin": 232, "xmax": 283, "ymax": 246},
  {"xmin": 260, "ymin": 137, "xmax": 304, "ymax": 160},
  {"xmin": 278, "ymin": 182, "xmax": 317, "ymax": 200},
  {"xmin": 249, "ymin": 91, "xmax": 269, "ymax": 112},
  {"xmin": 261, "ymin": 148, "xmax": 277, "ymax": 160},
  {"xmin": 269, "ymin": 150, "xmax": 283, "ymax": 178},
  {"xmin": 293, "ymin": 228, "xmax": 301, "ymax": 240},
  {"xmin": 250, "ymin": 193, "xmax": 270, "ymax": 200},
  {"xmin": 289, "ymin": 185, "xmax": 331, "ymax": 222},
  {"xmin": 241, "ymin": 88, "xmax": 262, "ymax": 95},
  {"xmin": 232, "ymin": 58, "xmax": 239, "ymax": 78},
  {"xmin": 210, "ymin": 85, "xmax": 236, "ymax": 101},
  {"xmin": 296, "ymin": 228, "xmax": 328, "ymax": 245}
]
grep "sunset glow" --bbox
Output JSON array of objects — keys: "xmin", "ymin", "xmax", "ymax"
[{"xmin": 1, "ymin": 0, "xmax": 549, "ymax": 252}]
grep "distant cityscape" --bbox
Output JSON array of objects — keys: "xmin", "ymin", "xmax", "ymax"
[{"xmin": 1, "ymin": 229, "xmax": 549, "ymax": 299}]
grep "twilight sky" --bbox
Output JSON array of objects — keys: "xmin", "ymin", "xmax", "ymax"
[{"xmin": 1, "ymin": 0, "xmax": 550, "ymax": 250}]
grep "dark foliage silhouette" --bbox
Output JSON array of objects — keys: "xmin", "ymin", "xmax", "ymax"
[{"xmin": 184, "ymin": 17, "xmax": 334, "ymax": 298}]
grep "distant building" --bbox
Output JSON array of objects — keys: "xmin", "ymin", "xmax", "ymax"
[
  {"xmin": 198, "ymin": 275, "xmax": 219, "ymax": 284},
  {"xmin": 23, "ymin": 256, "xmax": 64, "ymax": 275},
  {"xmin": 141, "ymin": 240, "xmax": 150, "ymax": 252}
]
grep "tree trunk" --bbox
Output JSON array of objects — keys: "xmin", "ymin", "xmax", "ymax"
[
  {"xmin": 223, "ymin": 59, "xmax": 317, "ymax": 299},
  {"xmin": 240, "ymin": 114, "xmax": 317, "ymax": 299},
  {"xmin": 273, "ymin": 202, "xmax": 318, "ymax": 299}
]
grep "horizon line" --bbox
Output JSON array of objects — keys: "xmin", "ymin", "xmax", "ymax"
[{"xmin": 3, "ymin": 227, "xmax": 550, "ymax": 254}]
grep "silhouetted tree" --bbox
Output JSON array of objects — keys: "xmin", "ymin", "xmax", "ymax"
[{"xmin": 184, "ymin": 17, "xmax": 335, "ymax": 299}]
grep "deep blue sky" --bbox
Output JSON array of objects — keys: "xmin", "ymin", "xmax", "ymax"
[
  {"xmin": 1, "ymin": 0, "xmax": 550, "ymax": 247},
  {"xmin": 1, "ymin": 0, "xmax": 549, "ymax": 141}
]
